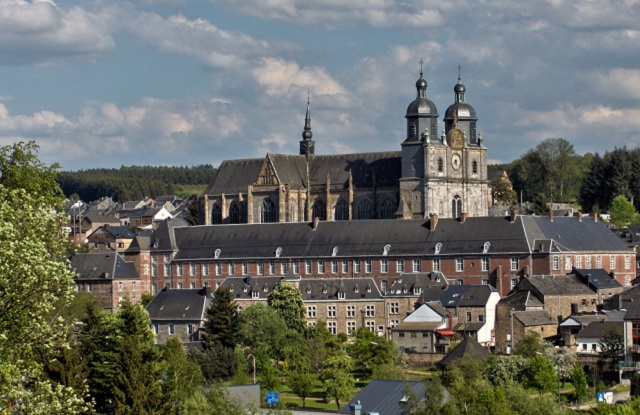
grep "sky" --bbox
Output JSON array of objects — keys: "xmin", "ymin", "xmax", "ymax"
[{"xmin": 0, "ymin": 0, "xmax": 639, "ymax": 171}]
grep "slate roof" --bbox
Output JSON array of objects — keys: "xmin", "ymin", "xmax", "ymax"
[
  {"xmin": 560, "ymin": 314, "xmax": 610, "ymax": 327},
  {"xmin": 454, "ymin": 322, "xmax": 485, "ymax": 332},
  {"xmin": 521, "ymin": 215, "xmax": 630, "ymax": 253},
  {"xmin": 624, "ymin": 300, "xmax": 640, "ymax": 321},
  {"xmin": 575, "ymin": 321, "xmax": 623, "ymax": 339},
  {"xmin": 386, "ymin": 272, "xmax": 447, "ymax": 297},
  {"xmin": 204, "ymin": 158, "xmax": 264, "ymax": 195},
  {"xmin": 299, "ymin": 278, "xmax": 382, "ymax": 301},
  {"xmin": 151, "ymin": 218, "xmax": 190, "ymax": 252},
  {"xmin": 69, "ymin": 252, "xmax": 139, "ymax": 280},
  {"xmin": 217, "ymin": 276, "xmax": 284, "ymax": 300},
  {"xmin": 82, "ymin": 210, "xmax": 120, "ymax": 225},
  {"xmin": 439, "ymin": 335, "xmax": 490, "ymax": 366},
  {"xmin": 101, "ymin": 225, "xmax": 136, "ymax": 239},
  {"xmin": 169, "ymin": 216, "xmax": 533, "ymax": 261},
  {"xmin": 522, "ymin": 274, "xmax": 594, "ymax": 297},
  {"xmin": 421, "ymin": 284, "xmax": 497, "ymax": 308},
  {"xmin": 424, "ymin": 301, "xmax": 449, "ymax": 318},
  {"xmin": 498, "ymin": 290, "xmax": 544, "ymax": 309},
  {"xmin": 146, "ymin": 287, "xmax": 210, "ymax": 321},
  {"xmin": 512, "ymin": 310, "xmax": 556, "ymax": 326},
  {"xmin": 338, "ymin": 379, "xmax": 431, "ymax": 415},
  {"xmin": 575, "ymin": 269, "xmax": 623, "ymax": 290}
]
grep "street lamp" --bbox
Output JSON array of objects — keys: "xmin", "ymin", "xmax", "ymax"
[{"xmin": 247, "ymin": 354, "xmax": 256, "ymax": 385}]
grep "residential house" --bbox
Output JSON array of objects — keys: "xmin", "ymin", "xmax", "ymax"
[
  {"xmin": 145, "ymin": 287, "xmax": 211, "ymax": 345},
  {"xmin": 559, "ymin": 313, "xmax": 612, "ymax": 349},
  {"xmin": 574, "ymin": 268, "xmax": 624, "ymax": 305},
  {"xmin": 338, "ymin": 379, "xmax": 442, "ymax": 415},
  {"xmin": 126, "ymin": 206, "xmax": 173, "ymax": 230},
  {"xmin": 575, "ymin": 320, "xmax": 624, "ymax": 355},
  {"xmin": 80, "ymin": 210, "xmax": 121, "ymax": 238},
  {"xmin": 87, "ymin": 225, "xmax": 136, "ymax": 252},
  {"xmin": 391, "ymin": 302, "xmax": 450, "ymax": 353},
  {"xmin": 217, "ymin": 276, "xmax": 283, "ymax": 312},
  {"xmin": 71, "ymin": 252, "xmax": 144, "ymax": 312},
  {"xmin": 383, "ymin": 272, "xmax": 448, "ymax": 329}
]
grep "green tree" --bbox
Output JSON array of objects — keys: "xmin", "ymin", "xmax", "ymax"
[
  {"xmin": 0, "ymin": 142, "xmax": 86, "ymax": 413},
  {"xmin": 347, "ymin": 328, "xmax": 394, "ymax": 377},
  {"xmin": 188, "ymin": 343, "xmax": 236, "ymax": 382},
  {"xmin": 202, "ymin": 287, "xmax": 239, "ymax": 349},
  {"xmin": 320, "ymin": 352, "xmax": 354, "ymax": 410},
  {"xmin": 544, "ymin": 344, "xmax": 576, "ymax": 386},
  {"xmin": 525, "ymin": 355, "xmax": 556, "ymax": 395},
  {"xmin": 572, "ymin": 364, "xmax": 588, "ymax": 403},
  {"xmin": 598, "ymin": 325, "xmax": 624, "ymax": 372},
  {"xmin": 486, "ymin": 355, "xmax": 529, "ymax": 386},
  {"xmin": 288, "ymin": 370, "xmax": 315, "ymax": 408},
  {"xmin": 237, "ymin": 303, "xmax": 289, "ymax": 364},
  {"xmin": 513, "ymin": 331, "xmax": 544, "ymax": 358},
  {"xmin": 160, "ymin": 337, "xmax": 203, "ymax": 414},
  {"xmin": 630, "ymin": 372, "xmax": 640, "ymax": 398},
  {"xmin": 609, "ymin": 195, "xmax": 636, "ymax": 227},
  {"xmin": 267, "ymin": 281, "xmax": 307, "ymax": 334}
]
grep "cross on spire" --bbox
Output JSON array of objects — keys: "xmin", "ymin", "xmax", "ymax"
[
  {"xmin": 458, "ymin": 64, "xmax": 462, "ymax": 81},
  {"xmin": 420, "ymin": 58, "xmax": 424, "ymax": 75}
]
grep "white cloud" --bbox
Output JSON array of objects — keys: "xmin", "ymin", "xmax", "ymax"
[{"xmin": 0, "ymin": 0, "xmax": 115, "ymax": 64}]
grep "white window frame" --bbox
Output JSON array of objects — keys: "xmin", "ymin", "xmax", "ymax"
[
  {"xmin": 365, "ymin": 260, "xmax": 372, "ymax": 273},
  {"xmin": 342, "ymin": 260, "xmax": 349, "ymax": 273},
  {"xmin": 347, "ymin": 321, "xmax": 356, "ymax": 335},
  {"xmin": 576, "ymin": 256, "xmax": 582, "ymax": 268},
  {"xmin": 229, "ymin": 262, "xmax": 235, "ymax": 276},
  {"xmin": 380, "ymin": 259, "xmax": 388, "ymax": 273},
  {"xmin": 510, "ymin": 257, "xmax": 519, "ymax": 272},
  {"xmin": 306, "ymin": 305, "xmax": 316, "ymax": 318},
  {"xmin": 553, "ymin": 255, "xmax": 559, "ymax": 271},
  {"xmin": 327, "ymin": 305, "xmax": 336, "ymax": 318},
  {"xmin": 354, "ymin": 260, "xmax": 361, "ymax": 273},
  {"xmin": 346, "ymin": 305, "xmax": 355, "ymax": 318},
  {"xmin": 596, "ymin": 255, "xmax": 602, "ymax": 268},
  {"xmin": 565, "ymin": 256, "xmax": 572, "ymax": 271},
  {"xmin": 202, "ymin": 264, "xmax": 208, "ymax": 276},
  {"xmin": 306, "ymin": 260, "xmax": 312, "ymax": 274},
  {"xmin": 242, "ymin": 262, "xmax": 248, "ymax": 275},
  {"xmin": 164, "ymin": 264, "xmax": 171, "ymax": 277},
  {"xmin": 586, "ymin": 256, "xmax": 592, "ymax": 268},
  {"xmin": 257, "ymin": 262, "xmax": 264, "ymax": 275},
  {"xmin": 118, "ymin": 282, "xmax": 123, "ymax": 292},
  {"xmin": 610, "ymin": 256, "xmax": 616, "ymax": 270},
  {"xmin": 390, "ymin": 302, "xmax": 399, "ymax": 314},
  {"xmin": 269, "ymin": 261, "xmax": 276, "ymax": 275},
  {"xmin": 131, "ymin": 282, "xmax": 136, "ymax": 291},
  {"xmin": 396, "ymin": 260, "xmax": 404, "ymax": 273},
  {"xmin": 625, "ymin": 255, "xmax": 631, "ymax": 270},
  {"xmin": 365, "ymin": 305, "xmax": 375, "ymax": 317},
  {"xmin": 332, "ymin": 260, "xmax": 338, "ymax": 274},
  {"xmin": 510, "ymin": 278, "xmax": 518, "ymax": 289},
  {"xmin": 455, "ymin": 258, "xmax": 464, "ymax": 272},
  {"xmin": 318, "ymin": 260, "xmax": 325, "ymax": 274},
  {"xmin": 293, "ymin": 262, "xmax": 300, "ymax": 274},
  {"xmin": 190, "ymin": 263, "xmax": 196, "ymax": 276},
  {"xmin": 481, "ymin": 257, "xmax": 489, "ymax": 272},
  {"xmin": 215, "ymin": 263, "xmax": 222, "ymax": 276},
  {"xmin": 412, "ymin": 259, "xmax": 421, "ymax": 272},
  {"xmin": 433, "ymin": 257, "xmax": 441, "ymax": 272},
  {"xmin": 327, "ymin": 321, "xmax": 337, "ymax": 335}
]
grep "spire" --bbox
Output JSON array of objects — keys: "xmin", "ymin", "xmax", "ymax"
[
  {"xmin": 415, "ymin": 58, "xmax": 427, "ymax": 99},
  {"xmin": 299, "ymin": 93, "xmax": 315, "ymax": 157},
  {"xmin": 454, "ymin": 64, "xmax": 466, "ymax": 103}
]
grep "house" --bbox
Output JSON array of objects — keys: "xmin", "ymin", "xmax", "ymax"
[
  {"xmin": 125, "ymin": 206, "xmax": 173, "ymax": 230},
  {"xmin": 559, "ymin": 313, "xmax": 613, "ymax": 349},
  {"xmin": 574, "ymin": 268, "xmax": 624, "ymax": 305},
  {"xmin": 71, "ymin": 252, "xmax": 144, "ymax": 312},
  {"xmin": 80, "ymin": 210, "xmax": 121, "ymax": 237},
  {"xmin": 383, "ymin": 272, "xmax": 448, "ymax": 329},
  {"xmin": 145, "ymin": 287, "xmax": 211, "ymax": 345},
  {"xmin": 338, "ymin": 379, "xmax": 446, "ymax": 415},
  {"xmin": 391, "ymin": 302, "xmax": 450, "ymax": 353},
  {"xmin": 421, "ymin": 284, "xmax": 500, "ymax": 346},
  {"xmin": 575, "ymin": 320, "xmax": 624, "ymax": 355},
  {"xmin": 217, "ymin": 276, "xmax": 284, "ymax": 312},
  {"xmin": 87, "ymin": 225, "xmax": 136, "ymax": 252}
]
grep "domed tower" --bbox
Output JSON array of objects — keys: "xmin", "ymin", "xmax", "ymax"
[
  {"xmin": 444, "ymin": 71, "xmax": 479, "ymax": 145},
  {"xmin": 299, "ymin": 95, "xmax": 315, "ymax": 158},
  {"xmin": 404, "ymin": 68, "xmax": 439, "ymax": 145}
]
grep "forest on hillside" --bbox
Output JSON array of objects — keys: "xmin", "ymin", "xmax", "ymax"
[{"xmin": 58, "ymin": 164, "xmax": 216, "ymax": 202}]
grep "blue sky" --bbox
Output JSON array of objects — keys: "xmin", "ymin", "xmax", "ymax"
[{"xmin": 0, "ymin": 0, "xmax": 639, "ymax": 170}]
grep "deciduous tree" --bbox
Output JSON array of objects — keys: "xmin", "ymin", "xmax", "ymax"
[
  {"xmin": 267, "ymin": 281, "xmax": 307, "ymax": 334},
  {"xmin": 320, "ymin": 352, "xmax": 354, "ymax": 410}
]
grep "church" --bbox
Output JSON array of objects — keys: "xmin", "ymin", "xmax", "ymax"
[{"xmin": 198, "ymin": 69, "xmax": 489, "ymax": 225}]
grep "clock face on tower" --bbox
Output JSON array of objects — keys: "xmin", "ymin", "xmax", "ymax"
[{"xmin": 451, "ymin": 154, "xmax": 461, "ymax": 171}]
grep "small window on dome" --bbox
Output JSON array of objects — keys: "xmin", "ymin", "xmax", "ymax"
[
  {"xmin": 410, "ymin": 124, "xmax": 417, "ymax": 137},
  {"xmin": 438, "ymin": 158, "xmax": 443, "ymax": 172}
]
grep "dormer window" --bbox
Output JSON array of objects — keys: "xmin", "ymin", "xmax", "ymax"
[
  {"xmin": 383, "ymin": 244, "xmax": 391, "ymax": 256},
  {"xmin": 413, "ymin": 287, "xmax": 422, "ymax": 295},
  {"xmin": 252, "ymin": 291, "xmax": 259, "ymax": 299},
  {"xmin": 229, "ymin": 284, "xmax": 234, "ymax": 292},
  {"xmin": 332, "ymin": 246, "xmax": 339, "ymax": 257},
  {"xmin": 306, "ymin": 287, "xmax": 311, "ymax": 294},
  {"xmin": 435, "ymin": 243, "xmax": 442, "ymax": 254},
  {"xmin": 322, "ymin": 287, "xmax": 328, "ymax": 294},
  {"xmin": 275, "ymin": 247, "xmax": 282, "ymax": 258},
  {"xmin": 263, "ymin": 285, "xmax": 269, "ymax": 292},
  {"xmin": 338, "ymin": 292, "xmax": 346, "ymax": 299},
  {"xmin": 354, "ymin": 285, "xmax": 360, "ymax": 293},
  {"xmin": 366, "ymin": 286, "xmax": 372, "ymax": 293},
  {"xmin": 214, "ymin": 249, "xmax": 221, "ymax": 259},
  {"xmin": 243, "ymin": 286, "xmax": 248, "ymax": 292},
  {"xmin": 483, "ymin": 242, "xmax": 491, "ymax": 254}
]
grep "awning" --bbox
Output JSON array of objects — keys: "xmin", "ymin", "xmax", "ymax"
[{"xmin": 436, "ymin": 329, "xmax": 455, "ymax": 335}]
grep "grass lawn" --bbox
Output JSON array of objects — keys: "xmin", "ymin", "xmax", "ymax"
[{"xmin": 278, "ymin": 376, "xmax": 363, "ymax": 412}]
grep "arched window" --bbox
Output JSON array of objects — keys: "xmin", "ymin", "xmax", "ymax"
[
  {"xmin": 438, "ymin": 158, "xmax": 443, "ymax": 172},
  {"xmin": 211, "ymin": 204, "xmax": 222, "ymax": 225},
  {"xmin": 335, "ymin": 198, "xmax": 348, "ymax": 221},
  {"xmin": 357, "ymin": 198, "xmax": 373, "ymax": 220},
  {"xmin": 472, "ymin": 160, "xmax": 478, "ymax": 174},
  {"xmin": 380, "ymin": 196, "xmax": 397, "ymax": 220},
  {"xmin": 261, "ymin": 199, "xmax": 277, "ymax": 223},
  {"xmin": 312, "ymin": 199, "xmax": 326, "ymax": 221},
  {"xmin": 452, "ymin": 196, "xmax": 462, "ymax": 219},
  {"xmin": 228, "ymin": 203, "xmax": 240, "ymax": 224}
]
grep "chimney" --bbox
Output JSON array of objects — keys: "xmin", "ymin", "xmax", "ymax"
[
  {"xmin": 574, "ymin": 211, "xmax": 583, "ymax": 222},
  {"xmin": 549, "ymin": 210, "xmax": 554, "ymax": 222},
  {"xmin": 349, "ymin": 402, "xmax": 362, "ymax": 415},
  {"xmin": 510, "ymin": 208, "xmax": 519, "ymax": 223},
  {"xmin": 312, "ymin": 217, "xmax": 319, "ymax": 230},
  {"xmin": 460, "ymin": 212, "xmax": 468, "ymax": 223},
  {"xmin": 429, "ymin": 213, "xmax": 438, "ymax": 231}
]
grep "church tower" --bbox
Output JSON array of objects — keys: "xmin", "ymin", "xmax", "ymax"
[
  {"xmin": 400, "ymin": 67, "xmax": 488, "ymax": 219},
  {"xmin": 299, "ymin": 95, "xmax": 315, "ymax": 158}
]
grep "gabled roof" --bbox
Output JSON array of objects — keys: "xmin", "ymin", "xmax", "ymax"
[
  {"xmin": 624, "ymin": 300, "xmax": 640, "ymax": 321},
  {"xmin": 146, "ymin": 287, "xmax": 210, "ymax": 321},
  {"xmin": 560, "ymin": 314, "xmax": 609, "ymax": 328},
  {"xmin": 512, "ymin": 310, "xmax": 556, "ymax": 326},
  {"xmin": 150, "ymin": 218, "xmax": 190, "ymax": 251},
  {"xmin": 392, "ymin": 321, "xmax": 444, "ymax": 331},
  {"xmin": 204, "ymin": 158, "xmax": 264, "ymax": 195},
  {"xmin": 69, "ymin": 252, "xmax": 139, "ymax": 280},
  {"xmin": 575, "ymin": 269, "xmax": 623, "ymax": 290},
  {"xmin": 422, "ymin": 284, "xmax": 497, "ymax": 308},
  {"xmin": 575, "ymin": 320, "xmax": 623, "ymax": 340},
  {"xmin": 300, "ymin": 278, "xmax": 382, "ymax": 301},
  {"xmin": 521, "ymin": 215, "xmax": 630, "ymax": 252},
  {"xmin": 497, "ymin": 290, "xmax": 544, "ymax": 309},
  {"xmin": 82, "ymin": 210, "xmax": 120, "ymax": 225},
  {"xmin": 338, "ymin": 379, "xmax": 430, "ymax": 415},
  {"xmin": 521, "ymin": 274, "xmax": 594, "ymax": 297},
  {"xmin": 308, "ymin": 152, "xmax": 401, "ymax": 189},
  {"xmin": 439, "ymin": 335, "xmax": 490, "ymax": 366}
]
